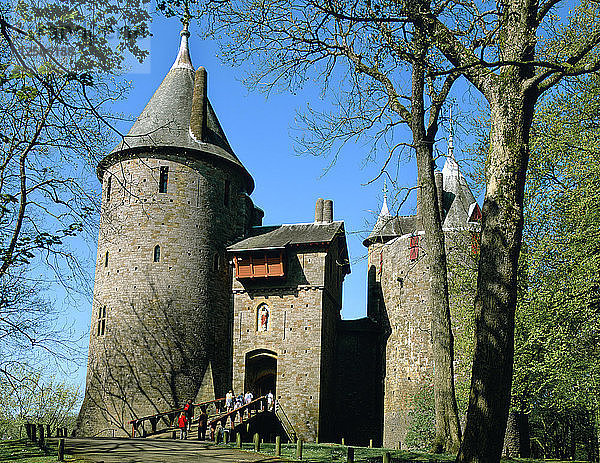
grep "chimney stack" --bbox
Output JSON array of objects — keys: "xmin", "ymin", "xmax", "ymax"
[
  {"xmin": 323, "ymin": 199, "xmax": 333, "ymax": 223},
  {"xmin": 315, "ymin": 198, "xmax": 324, "ymax": 223},
  {"xmin": 190, "ymin": 67, "xmax": 208, "ymax": 141}
]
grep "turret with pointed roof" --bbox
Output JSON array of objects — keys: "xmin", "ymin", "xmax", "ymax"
[
  {"xmin": 98, "ymin": 24, "xmax": 254, "ymax": 193},
  {"xmin": 76, "ymin": 27, "xmax": 260, "ymax": 437}
]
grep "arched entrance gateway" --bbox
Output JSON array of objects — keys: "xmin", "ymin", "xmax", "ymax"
[{"xmin": 244, "ymin": 349, "xmax": 277, "ymax": 397}]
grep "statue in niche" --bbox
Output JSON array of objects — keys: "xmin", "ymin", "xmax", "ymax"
[{"xmin": 258, "ymin": 305, "xmax": 269, "ymax": 331}]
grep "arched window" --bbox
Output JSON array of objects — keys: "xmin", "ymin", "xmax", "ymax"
[
  {"xmin": 159, "ymin": 166, "xmax": 168, "ymax": 193},
  {"xmin": 104, "ymin": 251, "xmax": 109, "ymax": 267},
  {"xmin": 106, "ymin": 175, "xmax": 112, "ymax": 202},
  {"xmin": 97, "ymin": 306, "xmax": 107, "ymax": 336},
  {"xmin": 153, "ymin": 245, "xmax": 161, "ymax": 262}
]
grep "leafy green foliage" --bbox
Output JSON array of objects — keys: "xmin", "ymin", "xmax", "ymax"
[
  {"xmin": 0, "ymin": 367, "xmax": 80, "ymax": 439},
  {"xmin": 512, "ymin": 74, "xmax": 600, "ymax": 460}
]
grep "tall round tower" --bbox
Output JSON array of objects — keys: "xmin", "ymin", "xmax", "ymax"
[{"xmin": 76, "ymin": 26, "xmax": 259, "ymax": 436}]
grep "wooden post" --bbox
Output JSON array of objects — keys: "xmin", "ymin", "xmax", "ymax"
[
  {"xmin": 369, "ymin": 438, "xmax": 373, "ymax": 448},
  {"xmin": 236, "ymin": 431, "xmax": 242, "ymax": 448},
  {"xmin": 224, "ymin": 429, "xmax": 229, "ymax": 444},
  {"xmin": 341, "ymin": 437, "xmax": 345, "ymax": 445},
  {"xmin": 383, "ymin": 451, "xmax": 391, "ymax": 463},
  {"xmin": 253, "ymin": 432, "xmax": 260, "ymax": 452},
  {"xmin": 347, "ymin": 447, "xmax": 354, "ymax": 463},
  {"xmin": 275, "ymin": 435, "xmax": 281, "ymax": 456},
  {"xmin": 58, "ymin": 438, "xmax": 65, "ymax": 462},
  {"xmin": 296, "ymin": 438, "xmax": 303, "ymax": 460},
  {"xmin": 38, "ymin": 424, "xmax": 45, "ymax": 447}
]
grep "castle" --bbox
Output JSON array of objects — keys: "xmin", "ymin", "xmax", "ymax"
[{"xmin": 76, "ymin": 26, "xmax": 481, "ymax": 447}]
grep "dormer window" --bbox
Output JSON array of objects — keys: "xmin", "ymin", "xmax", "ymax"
[
  {"xmin": 234, "ymin": 251, "xmax": 285, "ymax": 279},
  {"xmin": 409, "ymin": 235, "xmax": 419, "ymax": 261},
  {"xmin": 159, "ymin": 166, "xmax": 169, "ymax": 193}
]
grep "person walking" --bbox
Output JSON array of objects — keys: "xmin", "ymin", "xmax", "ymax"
[
  {"xmin": 266, "ymin": 391, "xmax": 274, "ymax": 411},
  {"xmin": 197, "ymin": 406, "xmax": 208, "ymax": 440},
  {"xmin": 183, "ymin": 399, "xmax": 194, "ymax": 432},
  {"xmin": 177, "ymin": 412, "xmax": 188, "ymax": 439},
  {"xmin": 225, "ymin": 390, "xmax": 234, "ymax": 411}
]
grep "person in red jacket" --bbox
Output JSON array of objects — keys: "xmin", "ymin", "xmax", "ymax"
[{"xmin": 177, "ymin": 412, "xmax": 188, "ymax": 439}]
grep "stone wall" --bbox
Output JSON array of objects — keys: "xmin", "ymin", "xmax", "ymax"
[{"xmin": 76, "ymin": 150, "xmax": 253, "ymax": 436}]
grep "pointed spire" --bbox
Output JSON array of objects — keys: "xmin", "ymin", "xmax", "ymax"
[
  {"xmin": 380, "ymin": 180, "xmax": 390, "ymax": 216},
  {"xmin": 171, "ymin": 21, "xmax": 194, "ymax": 72}
]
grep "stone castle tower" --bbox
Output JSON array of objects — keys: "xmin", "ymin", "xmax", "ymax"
[
  {"xmin": 364, "ymin": 136, "xmax": 481, "ymax": 447},
  {"xmin": 76, "ymin": 26, "xmax": 262, "ymax": 435}
]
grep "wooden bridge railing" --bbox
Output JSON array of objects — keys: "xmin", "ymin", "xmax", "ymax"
[
  {"xmin": 208, "ymin": 395, "xmax": 268, "ymax": 432},
  {"xmin": 129, "ymin": 397, "xmax": 225, "ymax": 437}
]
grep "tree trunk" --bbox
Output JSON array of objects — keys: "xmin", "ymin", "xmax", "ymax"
[
  {"xmin": 411, "ymin": 49, "xmax": 461, "ymax": 453},
  {"xmin": 456, "ymin": 87, "xmax": 534, "ymax": 463}
]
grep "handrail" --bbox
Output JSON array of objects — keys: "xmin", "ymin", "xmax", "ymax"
[
  {"xmin": 208, "ymin": 396, "xmax": 266, "ymax": 429},
  {"xmin": 274, "ymin": 400, "xmax": 297, "ymax": 442},
  {"xmin": 129, "ymin": 397, "xmax": 225, "ymax": 437}
]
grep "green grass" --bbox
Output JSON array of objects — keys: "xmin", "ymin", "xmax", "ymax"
[
  {"xmin": 0, "ymin": 439, "xmax": 88, "ymax": 463},
  {"xmin": 222, "ymin": 441, "xmax": 587, "ymax": 463}
]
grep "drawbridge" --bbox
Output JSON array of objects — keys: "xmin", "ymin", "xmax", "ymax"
[{"xmin": 129, "ymin": 396, "xmax": 296, "ymax": 442}]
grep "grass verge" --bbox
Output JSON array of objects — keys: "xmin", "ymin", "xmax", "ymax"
[
  {"xmin": 223, "ymin": 441, "xmax": 586, "ymax": 463},
  {"xmin": 0, "ymin": 439, "xmax": 90, "ymax": 463}
]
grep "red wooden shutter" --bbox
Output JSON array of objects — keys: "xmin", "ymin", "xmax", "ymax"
[{"xmin": 409, "ymin": 235, "xmax": 419, "ymax": 261}]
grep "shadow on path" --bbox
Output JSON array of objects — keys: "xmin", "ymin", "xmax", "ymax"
[{"xmin": 52, "ymin": 438, "xmax": 287, "ymax": 463}]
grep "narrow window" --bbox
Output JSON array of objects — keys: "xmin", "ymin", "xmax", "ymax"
[
  {"xmin": 97, "ymin": 306, "xmax": 107, "ymax": 336},
  {"xmin": 409, "ymin": 235, "xmax": 419, "ymax": 261},
  {"xmin": 159, "ymin": 166, "xmax": 169, "ymax": 193},
  {"xmin": 153, "ymin": 245, "xmax": 161, "ymax": 262},
  {"xmin": 104, "ymin": 251, "xmax": 109, "ymax": 267},
  {"xmin": 224, "ymin": 179, "xmax": 230, "ymax": 207},
  {"xmin": 106, "ymin": 175, "xmax": 112, "ymax": 202}
]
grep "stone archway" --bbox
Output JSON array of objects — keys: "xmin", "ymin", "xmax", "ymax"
[{"xmin": 244, "ymin": 349, "xmax": 277, "ymax": 397}]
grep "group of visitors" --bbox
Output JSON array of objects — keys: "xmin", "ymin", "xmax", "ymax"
[
  {"xmin": 225, "ymin": 390, "xmax": 255, "ymax": 412},
  {"xmin": 176, "ymin": 390, "xmax": 275, "ymax": 440}
]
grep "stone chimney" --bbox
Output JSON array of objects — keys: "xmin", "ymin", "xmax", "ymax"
[
  {"xmin": 190, "ymin": 67, "xmax": 207, "ymax": 141},
  {"xmin": 315, "ymin": 198, "xmax": 324, "ymax": 223},
  {"xmin": 323, "ymin": 199, "xmax": 333, "ymax": 223}
]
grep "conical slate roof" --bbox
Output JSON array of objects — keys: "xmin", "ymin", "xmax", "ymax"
[
  {"xmin": 441, "ymin": 153, "xmax": 477, "ymax": 229},
  {"xmin": 99, "ymin": 27, "xmax": 254, "ymax": 192}
]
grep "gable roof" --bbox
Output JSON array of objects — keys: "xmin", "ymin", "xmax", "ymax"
[{"xmin": 228, "ymin": 221, "xmax": 346, "ymax": 252}]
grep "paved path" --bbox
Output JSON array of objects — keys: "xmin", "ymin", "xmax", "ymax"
[{"xmin": 56, "ymin": 438, "xmax": 287, "ymax": 463}]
